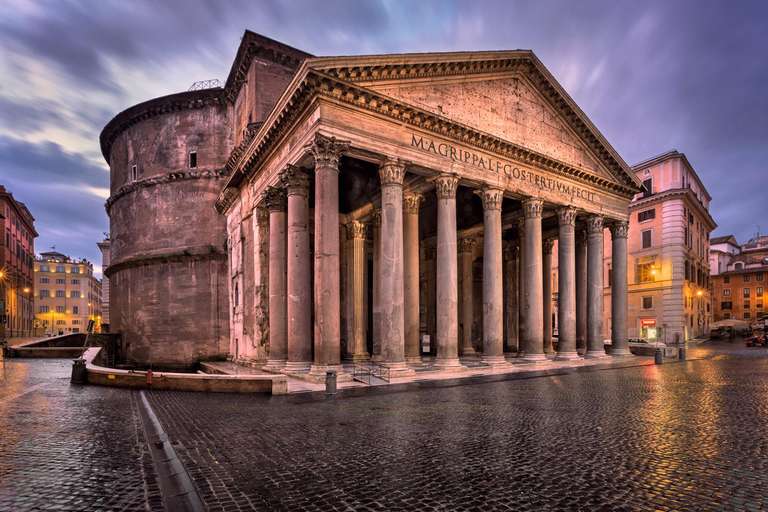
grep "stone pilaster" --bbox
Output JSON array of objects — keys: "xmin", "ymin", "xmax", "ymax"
[
  {"xmin": 403, "ymin": 193, "xmax": 424, "ymax": 365},
  {"xmin": 458, "ymin": 237, "xmax": 476, "ymax": 356},
  {"xmin": 378, "ymin": 158, "xmax": 413, "ymax": 376},
  {"xmin": 585, "ymin": 215, "xmax": 609, "ymax": 359},
  {"xmin": 478, "ymin": 187, "xmax": 506, "ymax": 366},
  {"xmin": 516, "ymin": 218, "xmax": 526, "ymax": 358},
  {"xmin": 306, "ymin": 134, "xmax": 349, "ymax": 377},
  {"xmin": 542, "ymin": 238, "xmax": 555, "ymax": 355},
  {"xmin": 250, "ymin": 204, "xmax": 270, "ymax": 363},
  {"xmin": 610, "ymin": 221, "xmax": 632, "ymax": 357},
  {"xmin": 424, "ymin": 245, "xmax": 437, "ymax": 355},
  {"xmin": 371, "ymin": 209, "xmax": 382, "ymax": 361},
  {"xmin": 522, "ymin": 198, "xmax": 546, "ymax": 362},
  {"xmin": 280, "ymin": 166, "xmax": 312, "ymax": 372},
  {"xmin": 430, "ymin": 173, "xmax": 465, "ymax": 370},
  {"xmin": 555, "ymin": 207, "xmax": 580, "ymax": 361},
  {"xmin": 575, "ymin": 230, "xmax": 588, "ymax": 354},
  {"xmin": 348, "ymin": 220, "xmax": 370, "ymax": 362},
  {"xmin": 263, "ymin": 187, "xmax": 287, "ymax": 369},
  {"xmin": 504, "ymin": 244, "xmax": 519, "ymax": 354}
]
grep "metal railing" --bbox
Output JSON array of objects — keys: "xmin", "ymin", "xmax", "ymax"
[
  {"xmin": 188, "ymin": 79, "xmax": 223, "ymax": 91},
  {"xmin": 351, "ymin": 361, "xmax": 390, "ymax": 384}
]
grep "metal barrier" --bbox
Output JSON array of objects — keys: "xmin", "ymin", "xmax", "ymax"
[{"xmin": 351, "ymin": 361, "xmax": 391, "ymax": 384}]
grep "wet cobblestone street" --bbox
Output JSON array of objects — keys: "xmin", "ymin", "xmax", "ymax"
[{"xmin": 2, "ymin": 341, "xmax": 768, "ymax": 511}]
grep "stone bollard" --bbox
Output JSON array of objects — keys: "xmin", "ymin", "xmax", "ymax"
[
  {"xmin": 654, "ymin": 348, "xmax": 663, "ymax": 365},
  {"xmin": 679, "ymin": 347, "xmax": 686, "ymax": 360},
  {"xmin": 71, "ymin": 358, "xmax": 87, "ymax": 384},
  {"xmin": 325, "ymin": 370, "xmax": 337, "ymax": 395}
]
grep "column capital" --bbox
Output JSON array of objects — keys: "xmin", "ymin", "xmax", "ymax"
[
  {"xmin": 517, "ymin": 217, "xmax": 526, "ymax": 237},
  {"xmin": 403, "ymin": 193, "xmax": 424, "ymax": 214},
  {"xmin": 370, "ymin": 209, "xmax": 381, "ymax": 228},
  {"xmin": 522, "ymin": 198, "xmax": 544, "ymax": 219},
  {"xmin": 262, "ymin": 186, "xmax": 286, "ymax": 212},
  {"xmin": 577, "ymin": 230, "xmax": 588, "ymax": 247},
  {"xmin": 306, "ymin": 133, "xmax": 350, "ymax": 170},
  {"xmin": 255, "ymin": 205, "xmax": 269, "ymax": 226},
  {"xmin": 379, "ymin": 158, "xmax": 409, "ymax": 186},
  {"xmin": 458, "ymin": 238, "xmax": 476, "ymax": 254},
  {"xmin": 556, "ymin": 206, "xmax": 578, "ymax": 226},
  {"xmin": 424, "ymin": 245, "xmax": 436, "ymax": 260},
  {"xmin": 586, "ymin": 215, "xmax": 604, "ymax": 234},
  {"xmin": 429, "ymin": 173, "xmax": 459, "ymax": 199},
  {"xmin": 543, "ymin": 238, "xmax": 555, "ymax": 255},
  {"xmin": 475, "ymin": 187, "xmax": 503, "ymax": 210},
  {"xmin": 610, "ymin": 221, "xmax": 630, "ymax": 239},
  {"xmin": 347, "ymin": 220, "xmax": 368, "ymax": 240},
  {"xmin": 279, "ymin": 165, "xmax": 310, "ymax": 197}
]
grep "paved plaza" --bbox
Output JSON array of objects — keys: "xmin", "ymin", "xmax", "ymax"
[{"xmin": 2, "ymin": 340, "xmax": 768, "ymax": 511}]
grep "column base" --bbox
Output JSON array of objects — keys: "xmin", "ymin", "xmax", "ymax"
[
  {"xmin": 610, "ymin": 348, "xmax": 633, "ymax": 358},
  {"xmin": 521, "ymin": 353, "xmax": 548, "ymax": 363},
  {"xmin": 405, "ymin": 356, "xmax": 424, "ymax": 366},
  {"xmin": 263, "ymin": 359, "xmax": 287, "ymax": 370},
  {"xmin": 308, "ymin": 363, "xmax": 344, "ymax": 378},
  {"xmin": 283, "ymin": 361, "xmax": 312, "ymax": 374},
  {"xmin": 480, "ymin": 355, "xmax": 508, "ymax": 366},
  {"xmin": 371, "ymin": 354, "xmax": 382, "ymax": 362},
  {"xmin": 460, "ymin": 346, "xmax": 476, "ymax": 356},
  {"xmin": 515, "ymin": 350, "xmax": 526, "ymax": 358},
  {"xmin": 584, "ymin": 350, "xmax": 611, "ymax": 359},
  {"xmin": 352, "ymin": 353, "xmax": 371, "ymax": 363},
  {"xmin": 381, "ymin": 361, "xmax": 416, "ymax": 377},
  {"xmin": 433, "ymin": 358, "xmax": 468, "ymax": 371},
  {"xmin": 554, "ymin": 351, "xmax": 582, "ymax": 362}
]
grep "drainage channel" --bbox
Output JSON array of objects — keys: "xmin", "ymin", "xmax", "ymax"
[{"xmin": 137, "ymin": 390, "xmax": 206, "ymax": 512}]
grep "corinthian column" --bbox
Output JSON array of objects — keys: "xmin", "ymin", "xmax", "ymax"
[
  {"xmin": 263, "ymin": 187, "xmax": 287, "ymax": 369},
  {"xmin": 280, "ymin": 166, "xmax": 312, "ymax": 372},
  {"xmin": 522, "ymin": 198, "xmax": 546, "ymax": 362},
  {"xmin": 431, "ymin": 173, "xmax": 465, "ymax": 370},
  {"xmin": 371, "ymin": 209, "xmax": 382, "ymax": 361},
  {"xmin": 575, "ymin": 230, "xmax": 588, "ymax": 354},
  {"xmin": 348, "ymin": 220, "xmax": 370, "ymax": 362},
  {"xmin": 378, "ymin": 158, "xmax": 412, "ymax": 376},
  {"xmin": 542, "ymin": 238, "xmax": 555, "ymax": 354},
  {"xmin": 555, "ymin": 207, "xmax": 579, "ymax": 361},
  {"xmin": 585, "ymin": 215, "xmax": 608, "ymax": 359},
  {"xmin": 458, "ymin": 238, "xmax": 476, "ymax": 356},
  {"xmin": 478, "ymin": 187, "xmax": 506, "ymax": 366},
  {"xmin": 516, "ymin": 218, "xmax": 526, "ymax": 358},
  {"xmin": 610, "ymin": 221, "xmax": 632, "ymax": 357},
  {"xmin": 403, "ymin": 193, "xmax": 424, "ymax": 365},
  {"xmin": 306, "ymin": 134, "xmax": 349, "ymax": 377}
]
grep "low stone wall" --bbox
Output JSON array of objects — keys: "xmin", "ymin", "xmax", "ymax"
[
  {"xmin": 12, "ymin": 347, "xmax": 84, "ymax": 358},
  {"xmin": 82, "ymin": 348, "xmax": 287, "ymax": 394}
]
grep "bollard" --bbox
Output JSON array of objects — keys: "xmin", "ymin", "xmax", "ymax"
[
  {"xmin": 654, "ymin": 348, "xmax": 663, "ymax": 365},
  {"xmin": 71, "ymin": 358, "xmax": 87, "ymax": 384},
  {"xmin": 147, "ymin": 369, "xmax": 153, "ymax": 386},
  {"xmin": 679, "ymin": 347, "xmax": 686, "ymax": 360},
  {"xmin": 325, "ymin": 370, "xmax": 337, "ymax": 395}
]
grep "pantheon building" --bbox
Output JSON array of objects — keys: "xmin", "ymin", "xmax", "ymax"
[{"xmin": 100, "ymin": 31, "xmax": 642, "ymax": 375}]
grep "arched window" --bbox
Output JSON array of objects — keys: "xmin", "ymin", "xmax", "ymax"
[{"xmin": 735, "ymin": 263, "xmax": 743, "ymax": 270}]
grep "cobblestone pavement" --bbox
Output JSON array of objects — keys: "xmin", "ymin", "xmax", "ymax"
[
  {"xmin": 3, "ymin": 341, "xmax": 768, "ymax": 511},
  {"xmin": 0, "ymin": 357, "xmax": 162, "ymax": 512}
]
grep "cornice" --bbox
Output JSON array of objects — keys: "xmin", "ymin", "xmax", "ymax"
[
  {"xmin": 104, "ymin": 250, "xmax": 227, "ymax": 278},
  {"xmin": 630, "ymin": 188, "xmax": 717, "ymax": 231},
  {"xmin": 105, "ymin": 169, "xmax": 226, "ymax": 216}
]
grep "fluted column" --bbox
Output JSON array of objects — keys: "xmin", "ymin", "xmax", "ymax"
[
  {"xmin": 542, "ymin": 238, "xmax": 555, "ymax": 355},
  {"xmin": 371, "ymin": 209, "xmax": 382, "ymax": 361},
  {"xmin": 307, "ymin": 134, "xmax": 349, "ymax": 376},
  {"xmin": 403, "ymin": 194, "xmax": 424, "ymax": 365},
  {"xmin": 431, "ymin": 173, "xmax": 465, "ymax": 370},
  {"xmin": 575, "ymin": 230, "xmax": 588, "ymax": 354},
  {"xmin": 458, "ymin": 238, "xmax": 476, "ymax": 356},
  {"xmin": 522, "ymin": 198, "xmax": 546, "ymax": 362},
  {"xmin": 280, "ymin": 166, "xmax": 312, "ymax": 372},
  {"xmin": 610, "ymin": 221, "xmax": 632, "ymax": 357},
  {"xmin": 516, "ymin": 218, "xmax": 526, "ymax": 358},
  {"xmin": 555, "ymin": 207, "xmax": 580, "ymax": 361},
  {"xmin": 585, "ymin": 215, "xmax": 608, "ymax": 359},
  {"xmin": 378, "ymin": 158, "xmax": 412, "ymax": 375},
  {"xmin": 348, "ymin": 220, "xmax": 370, "ymax": 362},
  {"xmin": 479, "ymin": 187, "xmax": 506, "ymax": 366},
  {"xmin": 264, "ymin": 187, "xmax": 287, "ymax": 369}
]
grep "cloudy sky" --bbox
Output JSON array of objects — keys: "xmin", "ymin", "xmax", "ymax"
[{"xmin": 1, "ymin": 0, "xmax": 766, "ymax": 277}]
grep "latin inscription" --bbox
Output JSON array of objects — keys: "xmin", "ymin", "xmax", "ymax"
[{"xmin": 411, "ymin": 134, "xmax": 597, "ymax": 203}]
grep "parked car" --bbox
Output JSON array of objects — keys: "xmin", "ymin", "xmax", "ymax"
[
  {"xmin": 745, "ymin": 336, "xmax": 765, "ymax": 347},
  {"xmin": 628, "ymin": 337, "xmax": 651, "ymax": 344},
  {"xmin": 751, "ymin": 323, "xmax": 764, "ymax": 332}
]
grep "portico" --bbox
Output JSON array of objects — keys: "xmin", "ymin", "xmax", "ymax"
[{"xmin": 216, "ymin": 50, "xmax": 643, "ymax": 379}]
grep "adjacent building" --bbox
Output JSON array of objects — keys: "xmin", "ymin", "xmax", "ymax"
[
  {"xmin": 33, "ymin": 251, "xmax": 103, "ymax": 335},
  {"xmin": 710, "ymin": 234, "xmax": 768, "ymax": 323},
  {"xmin": 97, "ymin": 235, "xmax": 111, "ymax": 331},
  {"xmin": 0, "ymin": 185, "xmax": 37, "ymax": 338}
]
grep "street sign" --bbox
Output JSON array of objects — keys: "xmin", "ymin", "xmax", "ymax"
[{"xmin": 647, "ymin": 327, "xmax": 657, "ymax": 339}]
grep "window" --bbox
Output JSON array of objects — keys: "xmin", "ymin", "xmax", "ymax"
[
  {"xmin": 689, "ymin": 213, "xmax": 694, "ymax": 224},
  {"xmin": 721, "ymin": 301, "xmax": 732, "ymax": 310},
  {"xmin": 744, "ymin": 300, "xmax": 751, "ymax": 309},
  {"xmin": 39, "ymin": 289, "xmax": 50, "ymax": 297},
  {"xmin": 723, "ymin": 289, "xmax": 731, "ymax": 296},
  {"xmin": 607, "ymin": 263, "xmax": 613, "ymax": 288},
  {"xmin": 735, "ymin": 263, "xmax": 743, "ymax": 270},
  {"xmin": 71, "ymin": 267, "xmax": 80, "ymax": 274},
  {"xmin": 642, "ymin": 296, "xmax": 653, "ymax": 309},
  {"xmin": 744, "ymin": 274, "xmax": 750, "ymax": 282},
  {"xmin": 759, "ymin": 312, "xmax": 765, "ymax": 319},
  {"xmin": 55, "ymin": 290, "xmax": 65, "ymax": 298},
  {"xmin": 637, "ymin": 263, "xmax": 656, "ymax": 283},
  {"xmin": 72, "ymin": 320, "xmax": 80, "ymax": 325},
  {"xmin": 641, "ymin": 230, "xmax": 652, "ymax": 249},
  {"xmin": 638, "ymin": 209, "xmax": 655, "ymax": 222},
  {"xmin": 744, "ymin": 288, "xmax": 751, "ymax": 298},
  {"xmin": 758, "ymin": 287, "xmax": 764, "ymax": 297},
  {"xmin": 189, "ymin": 151, "xmax": 197, "ymax": 168},
  {"xmin": 57, "ymin": 320, "xmax": 66, "ymax": 325},
  {"xmin": 56, "ymin": 278, "xmax": 65, "ymax": 285},
  {"xmin": 71, "ymin": 279, "xmax": 80, "ymax": 285},
  {"xmin": 39, "ymin": 306, "xmax": 49, "ymax": 313},
  {"xmin": 757, "ymin": 274, "xmax": 764, "ymax": 281},
  {"xmin": 745, "ymin": 312, "xmax": 751, "ymax": 319},
  {"xmin": 724, "ymin": 276, "xmax": 730, "ymax": 284},
  {"xmin": 642, "ymin": 178, "xmax": 652, "ymax": 197},
  {"xmin": 758, "ymin": 301, "xmax": 764, "ymax": 309},
  {"xmin": 56, "ymin": 306, "xmax": 65, "ymax": 313},
  {"xmin": 72, "ymin": 306, "xmax": 79, "ymax": 314},
  {"xmin": 72, "ymin": 328, "xmax": 80, "ymax": 333},
  {"xmin": 40, "ymin": 265, "xmax": 49, "ymax": 272},
  {"xmin": 71, "ymin": 291, "xmax": 80, "ymax": 298},
  {"xmin": 40, "ymin": 277, "xmax": 49, "ymax": 284},
  {"xmin": 131, "ymin": 165, "xmax": 138, "ymax": 181}
]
